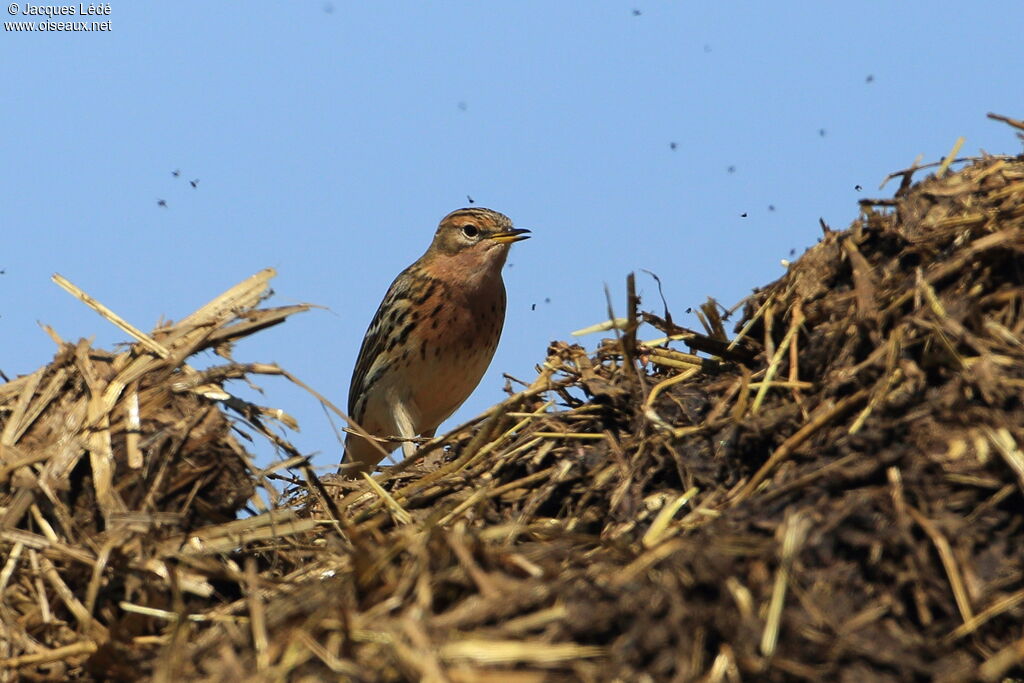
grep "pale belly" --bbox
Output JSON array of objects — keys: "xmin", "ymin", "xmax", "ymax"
[
  {"xmin": 406, "ymin": 292, "xmax": 504, "ymax": 431},
  {"xmin": 408, "ymin": 335, "xmax": 498, "ymax": 430},
  {"xmin": 359, "ymin": 286, "xmax": 504, "ymax": 444}
]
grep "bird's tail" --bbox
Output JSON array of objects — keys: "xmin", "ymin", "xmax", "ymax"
[{"xmin": 339, "ymin": 433, "xmax": 391, "ymax": 478}]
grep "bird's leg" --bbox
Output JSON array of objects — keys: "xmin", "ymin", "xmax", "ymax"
[{"xmin": 391, "ymin": 400, "xmax": 419, "ymax": 459}]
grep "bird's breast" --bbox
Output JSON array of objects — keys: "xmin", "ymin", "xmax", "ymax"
[{"xmin": 401, "ymin": 278, "xmax": 506, "ymax": 429}]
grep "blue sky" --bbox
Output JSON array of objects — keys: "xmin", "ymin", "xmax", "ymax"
[{"xmin": 3, "ymin": 2, "xmax": 1022, "ymax": 471}]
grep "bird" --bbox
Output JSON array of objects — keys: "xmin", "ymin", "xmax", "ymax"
[{"xmin": 341, "ymin": 207, "xmax": 530, "ymax": 476}]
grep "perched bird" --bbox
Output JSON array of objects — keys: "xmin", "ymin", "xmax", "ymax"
[{"xmin": 341, "ymin": 208, "xmax": 530, "ymax": 476}]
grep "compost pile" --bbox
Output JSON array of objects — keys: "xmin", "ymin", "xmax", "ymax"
[{"xmin": 3, "ymin": 131, "xmax": 1024, "ymax": 682}]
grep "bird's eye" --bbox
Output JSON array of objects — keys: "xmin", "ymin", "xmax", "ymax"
[{"xmin": 461, "ymin": 224, "xmax": 479, "ymax": 238}]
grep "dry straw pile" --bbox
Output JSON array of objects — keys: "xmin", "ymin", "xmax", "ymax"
[{"xmin": 3, "ymin": 115, "xmax": 1024, "ymax": 681}]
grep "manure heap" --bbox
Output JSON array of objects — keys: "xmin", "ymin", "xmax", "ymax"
[{"xmin": 3, "ymin": 123, "xmax": 1024, "ymax": 681}]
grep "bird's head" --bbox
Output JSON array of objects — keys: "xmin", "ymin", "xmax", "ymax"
[{"xmin": 428, "ymin": 208, "xmax": 530, "ymax": 263}]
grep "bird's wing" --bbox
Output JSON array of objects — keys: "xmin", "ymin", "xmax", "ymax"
[
  {"xmin": 348, "ymin": 263, "xmax": 441, "ymax": 417},
  {"xmin": 347, "ymin": 290, "xmax": 399, "ymax": 416}
]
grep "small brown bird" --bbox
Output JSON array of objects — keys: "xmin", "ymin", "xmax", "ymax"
[{"xmin": 341, "ymin": 208, "xmax": 530, "ymax": 476}]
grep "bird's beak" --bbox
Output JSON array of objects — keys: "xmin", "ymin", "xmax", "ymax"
[{"xmin": 488, "ymin": 228, "xmax": 532, "ymax": 244}]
